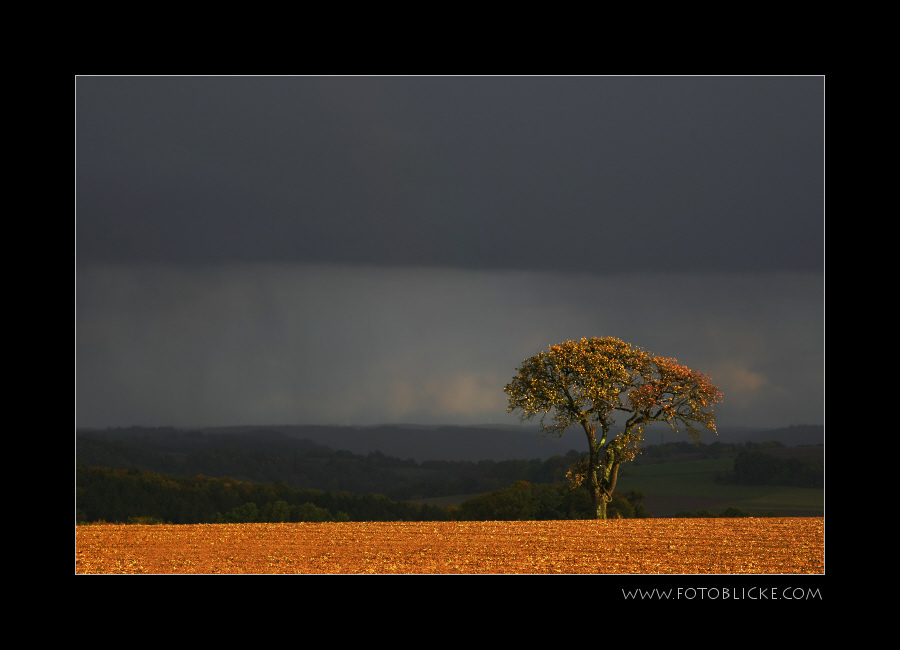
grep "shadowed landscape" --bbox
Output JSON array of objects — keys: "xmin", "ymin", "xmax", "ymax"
[
  {"xmin": 76, "ymin": 76, "xmax": 824, "ymax": 574},
  {"xmin": 76, "ymin": 423, "xmax": 822, "ymax": 522}
]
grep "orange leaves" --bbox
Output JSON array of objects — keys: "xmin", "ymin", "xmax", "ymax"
[
  {"xmin": 505, "ymin": 338, "xmax": 724, "ymax": 517},
  {"xmin": 650, "ymin": 355, "xmax": 722, "ymax": 404},
  {"xmin": 626, "ymin": 356, "xmax": 722, "ymax": 423},
  {"xmin": 505, "ymin": 337, "xmax": 722, "ymax": 440}
]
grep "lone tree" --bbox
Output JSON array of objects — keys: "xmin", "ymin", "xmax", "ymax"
[{"xmin": 504, "ymin": 337, "xmax": 722, "ymax": 519}]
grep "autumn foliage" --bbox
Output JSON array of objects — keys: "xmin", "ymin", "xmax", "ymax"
[{"xmin": 505, "ymin": 337, "xmax": 722, "ymax": 519}]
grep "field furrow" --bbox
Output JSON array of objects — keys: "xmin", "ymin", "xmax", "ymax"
[{"xmin": 75, "ymin": 518, "xmax": 824, "ymax": 574}]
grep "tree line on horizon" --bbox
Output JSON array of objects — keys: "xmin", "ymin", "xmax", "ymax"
[
  {"xmin": 76, "ymin": 463, "xmax": 798, "ymax": 525},
  {"xmin": 76, "ymin": 442, "xmax": 820, "ymax": 525},
  {"xmin": 76, "ymin": 463, "xmax": 660, "ymax": 524},
  {"xmin": 77, "ymin": 430, "xmax": 820, "ymax": 503}
]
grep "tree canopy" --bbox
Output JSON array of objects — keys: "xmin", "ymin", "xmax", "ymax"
[{"xmin": 504, "ymin": 337, "xmax": 722, "ymax": 519}]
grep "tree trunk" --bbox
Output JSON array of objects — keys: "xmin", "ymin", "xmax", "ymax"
[
  {"xmin": 594, "ymin": 458, "xmax": 621, "ymax": 520},
  {"xmin": 583, "ymin": 422, "xmax": 617, "ymax": 520},
  {"xmin": 587, "ymin": 482, "xmax": 607, "ymax": 520},
  {"xmin": 583, "ymin": 424, "xmax": 605, "ymax": 520}
]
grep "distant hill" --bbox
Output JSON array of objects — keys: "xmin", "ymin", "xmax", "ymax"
[
  {"xmin": 745, "ymin": 424, "xmax": 823, "ymax": 447},
  {"xmin": 76, "ymin": 423, "xmax": 824, "ymax": 512},
  {"xmin": 200, "ymin": 424, "xmax": 569, "ymax": 462},
  {"xmin": 192, "ymin": 422, "xmax": 822, "ymax": 461}
]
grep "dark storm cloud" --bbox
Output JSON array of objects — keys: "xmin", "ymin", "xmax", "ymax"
[
  {"xmin": 76, "ymin": 77, "xmax": 824, "ymax": 431},
  {"xmin": 76, "ymin": 265, "xmax": 822, "ymax": 429},
  {"xmin": 77, "ymin": 76, "xmax": 822, "ymax": 274}
]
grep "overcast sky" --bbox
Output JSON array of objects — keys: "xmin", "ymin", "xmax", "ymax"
[{"xmin": 76, "ymin": 76, "xmax": 824, "ymax": 431}]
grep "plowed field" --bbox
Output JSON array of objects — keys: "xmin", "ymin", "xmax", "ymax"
[{"xmin": 75, "ymin": 517, "xmax": 823, "ymax": 574}]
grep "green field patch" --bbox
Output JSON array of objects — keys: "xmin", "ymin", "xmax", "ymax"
[
  {"xmin": 614, "ymin": 457, "xmax": 823, "ymax": 516},
  {"xmin": 734, "ymin": 488, "xmax": 823, "ymax": 514},
  {"xmin": 617, "ymin": 458, "xmax": 732, "ymax": 493}
]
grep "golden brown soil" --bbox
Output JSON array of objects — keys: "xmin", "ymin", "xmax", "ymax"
[{"xmin": 75, "ymin": 517, "xmax": 823, "ymax": 574}]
